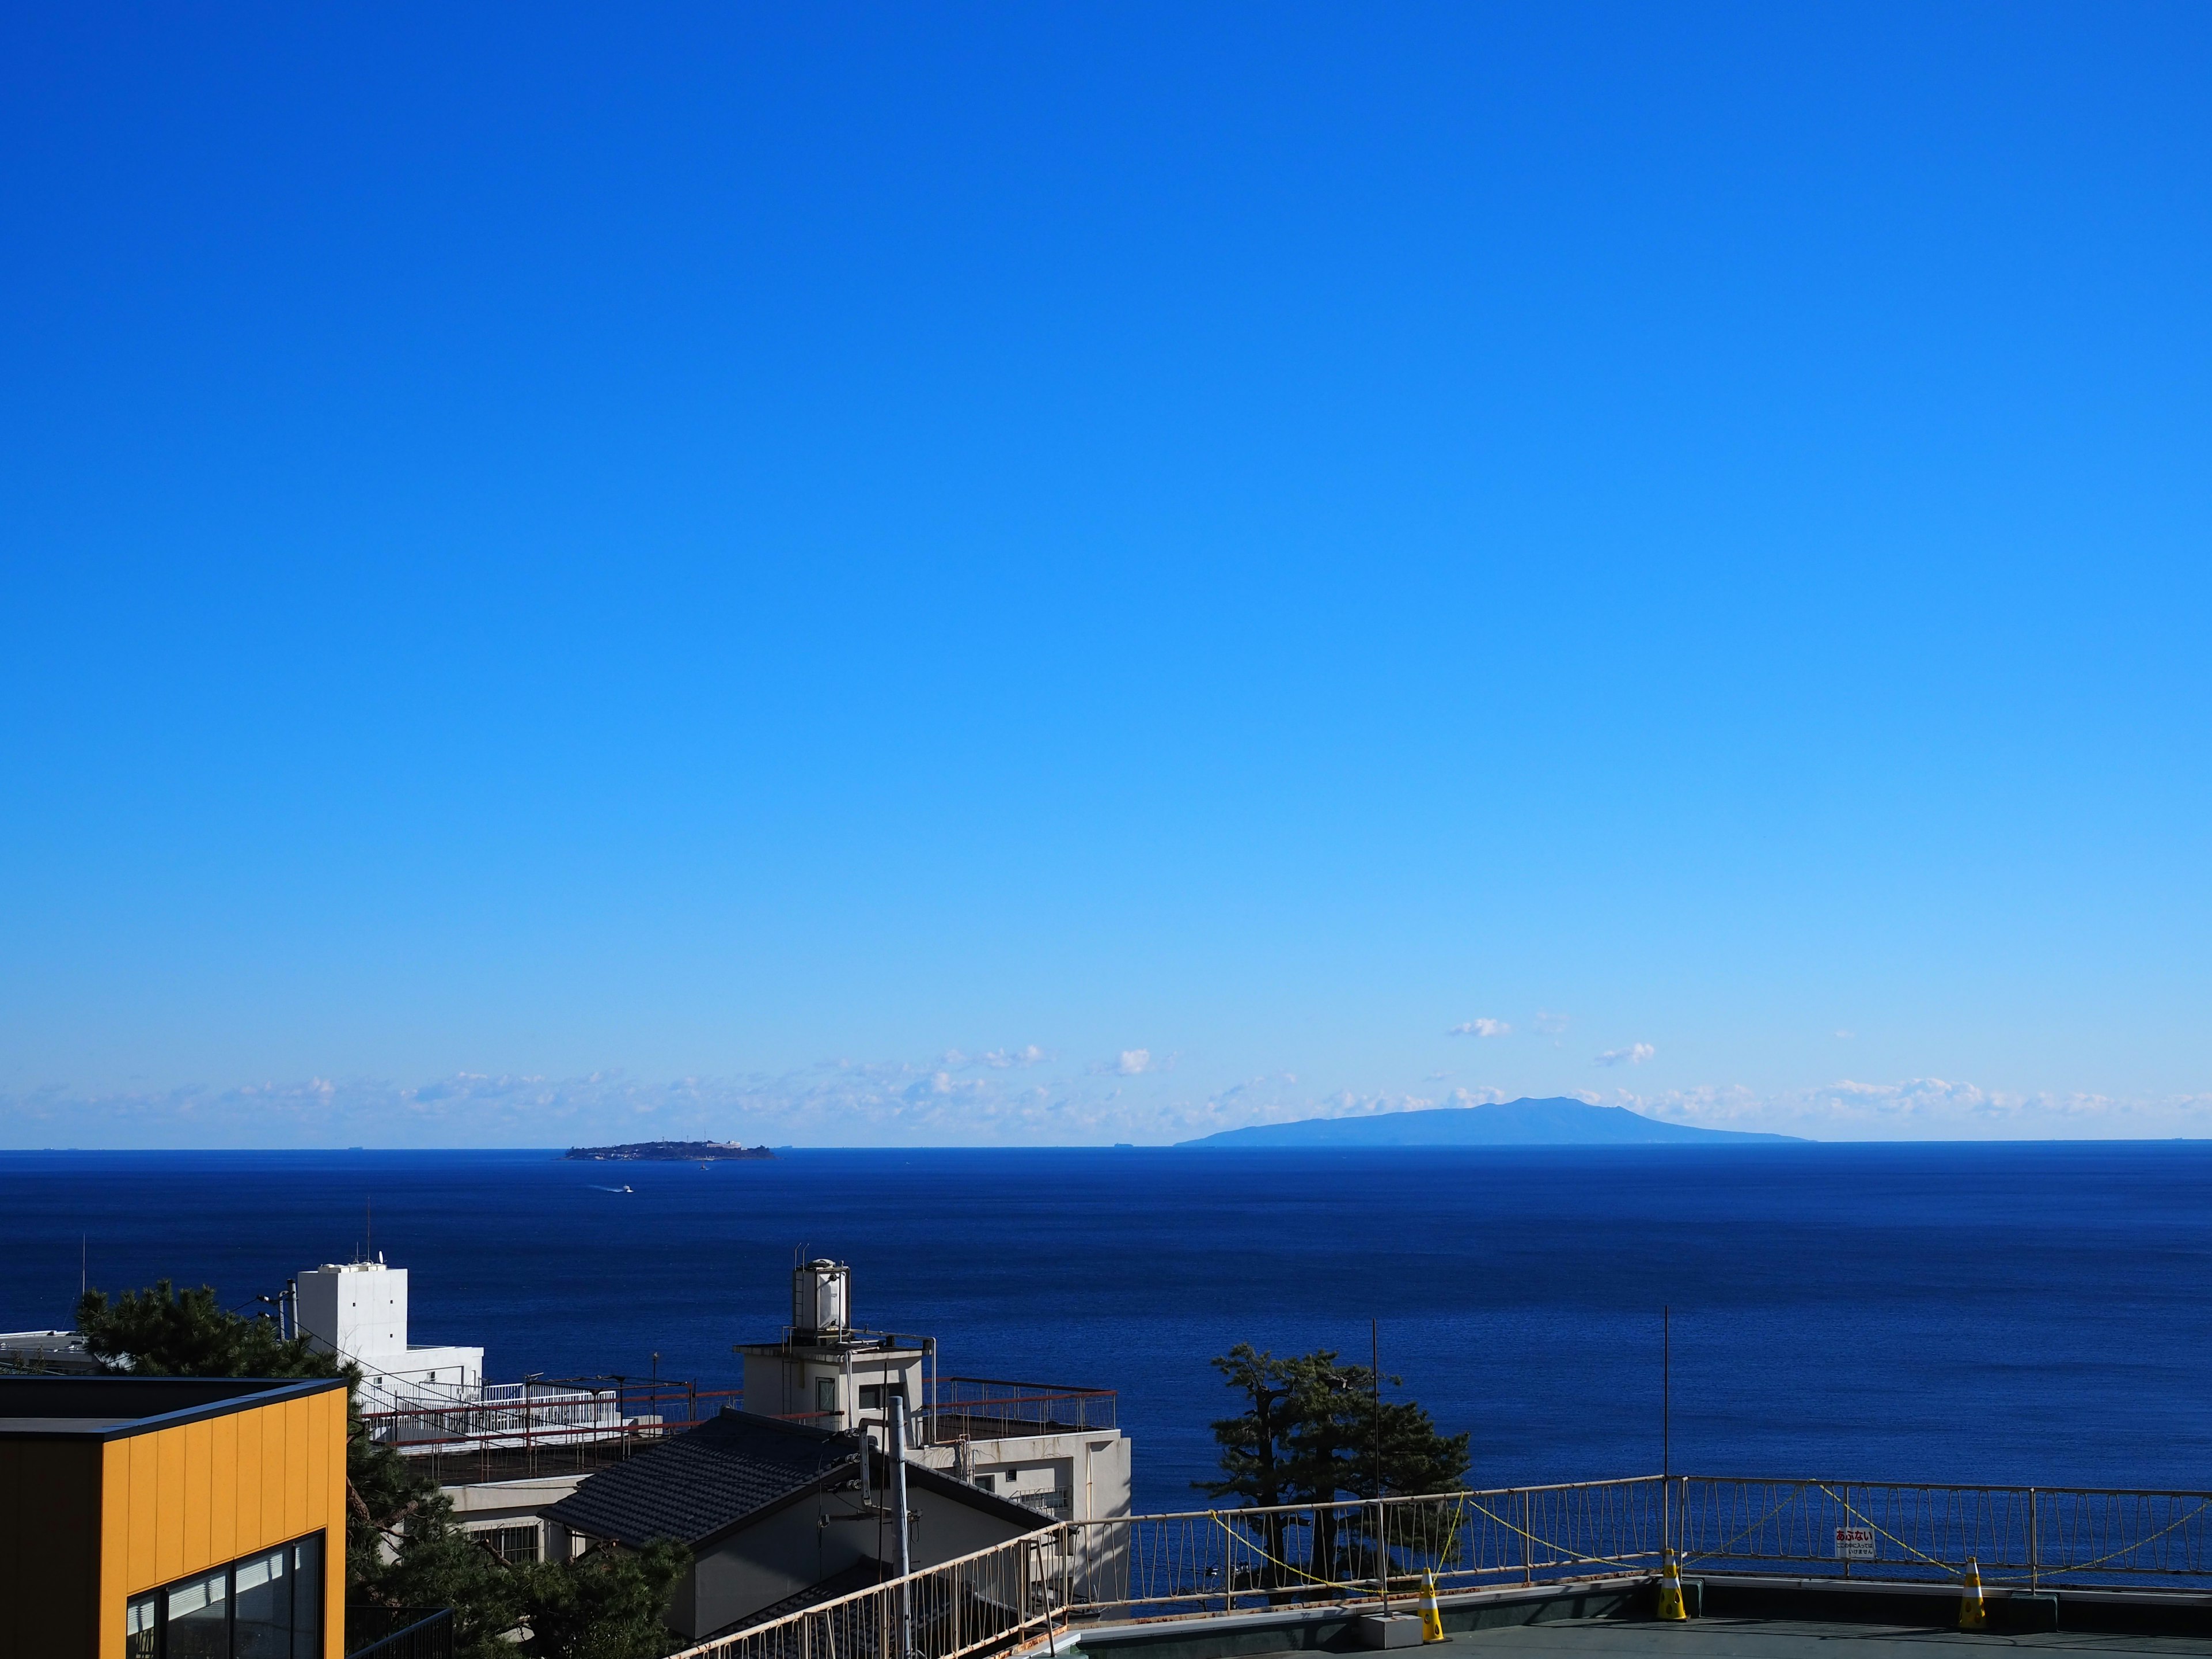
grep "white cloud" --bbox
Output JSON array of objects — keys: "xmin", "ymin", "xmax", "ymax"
[
  {"xmin": 1595, "ymin": 1043, "xmax": 1656, "ymax": 1067},
  {"xmin": 942, "ymin": 1046, "xmax": 1047, "ymax": 1070},
  {"xmin": 1448, "ymin": 1018, "xmax": 1512, "ymax": 1038},
  {"xmin": 15, "ymin": 1056, "xmax": 2212, "ymax": 1151},
  {"xmin": 1613, "ymin": 1079, "xmax": 2212, "ymax": 1141},
  {"xmin": 1447, "ymin": 1085, "xmax": 1510, "ymax": 1106},
  {"xmin": 1533, "ymin": 1009, "xmax": 1570, "ymax": 1036}
]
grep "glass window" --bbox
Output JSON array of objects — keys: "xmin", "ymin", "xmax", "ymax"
[
  {"xmin": 232, "ymin": 1547, "xmax": 288, "ymax": 1659},
  {"xmin": 815, "ymin": 1377, "xmax": 837, "ymax": 1413},
  {"xmin": 127, "ymin": 1531, "xmax": 324, "ymax": 1659},
  {"xmin": 166, "ymin": 1568, "xmax": 229, "ymax": 1659},
  {"xmin": 290, "ymin": 1535, "xmax": 322, "ymax": 1659}
]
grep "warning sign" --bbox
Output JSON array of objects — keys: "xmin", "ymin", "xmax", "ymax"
[{"xmin": 1834, "ymin": 1527, "xmax": 1876, "ymax": 1561}]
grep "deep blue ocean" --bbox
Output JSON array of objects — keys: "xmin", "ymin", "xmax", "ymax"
[{"xmin": 4, "ymin": 1143, "xmax": 2209, "ymax": 1512}]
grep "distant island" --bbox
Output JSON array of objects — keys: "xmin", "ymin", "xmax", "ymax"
[
  {"xmin": 1176, "ymin": 1096, "xmax": 1801, "ymax": 1148},
  {"xmin": 563, "ymin": 1141, "xmax": 776, "ymax": 1161}
]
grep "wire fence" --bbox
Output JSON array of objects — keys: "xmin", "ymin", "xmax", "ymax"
[
  {"xmin": 1677, "ymin": 1476, "xmax": 2212, "ymax": 1589},
  {"xmin": 662, "ymin": 1474, "xmax": 2212, "ymax": 1659}
]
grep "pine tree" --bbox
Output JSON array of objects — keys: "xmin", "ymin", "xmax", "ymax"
[{"xmin": 1203, "ymin": 1344, "xmax": 1470, "ymax": 1594}]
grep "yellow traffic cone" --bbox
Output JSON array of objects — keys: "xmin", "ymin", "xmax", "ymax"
[
  {"xmin": 1656, "ymin": 1548, "xmax": 1687, "ymax": 1622},
  {"xmin": 1959, "ymin": 1558, "xmax": 1986, "ymax": 1631},
  {"xmin": 1418, "ymin": 1571, "xmax": 1445, "ymax": 1643}
]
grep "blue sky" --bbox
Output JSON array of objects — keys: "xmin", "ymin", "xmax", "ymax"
[{"xmin": 3, "ymin": 5, "xmax": 2209, "ymax": 1146}]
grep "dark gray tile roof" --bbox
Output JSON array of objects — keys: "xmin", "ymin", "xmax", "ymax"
[{"xmin": 545, "ymin": 1409, "xmax": 862, "ymax": 1549}]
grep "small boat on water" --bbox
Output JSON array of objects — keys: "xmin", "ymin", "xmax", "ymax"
[{"xmin": 589, "ymin": 1184, "xmax": 635, "ymax": 1194}]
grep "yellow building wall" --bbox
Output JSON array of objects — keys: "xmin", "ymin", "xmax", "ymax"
[{"xmin": 96, "ymin": 1389, "xmax": 349, "ymax": 1659}]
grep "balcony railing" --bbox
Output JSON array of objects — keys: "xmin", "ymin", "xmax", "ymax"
[{"xmin": 923, "ymin": 1376, "xmax": 1117, "ymax": 1440}]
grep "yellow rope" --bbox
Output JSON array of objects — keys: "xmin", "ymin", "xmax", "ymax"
[
  {"xmin": 1210, "ymin": 1486, "xmax": 2211, "ymax": 1600},
  {"xmin": 1459, "ymin": 1495, "xmax": 1654, "ymax": 1569},
  {"xmin": 1680, "ymin": 1482, "xmax": 1817, "ymax": 1566},
  {"xmin": 1207, "ymin": 1512, "xmax": 1374, "ymax": 1594},
  {"xmin": 2057, "ymin": 1502, "xmax": 2212, "ymax": 1574}
]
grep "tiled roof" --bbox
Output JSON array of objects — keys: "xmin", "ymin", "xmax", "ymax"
[{"xmin": 545, "ymin": 1409, "xmax": 861, "ymax": 1549}]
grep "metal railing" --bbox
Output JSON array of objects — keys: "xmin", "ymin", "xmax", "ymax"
[
  {"xmin": 925, "ymin": 1377, "xmax": 1119, "ymax": 1439},
  {"xmin": 361, "ymin": 1383, "xmax": 740, "ymax": 1485},
  {"xmin": 346, "ymin": 1607, "xmax": 454, "ymax": 1659},
  {"xmin": 1678, "ymin": 1476, "xmax": 2212, "ymax": 1589},
  {"xmin": 675, "ymin": 1532, "xmax": 1068, "ymax": 1659},
  {"xmin": 665, "ymin": 1473, "xmax": 2212, "ymax": 1659},
  {"xmin": 1062, "ymin": 1479, "xmax": 1665, "ymax": 1619}
]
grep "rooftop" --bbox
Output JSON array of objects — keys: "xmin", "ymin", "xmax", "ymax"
[
  {"xmin": 1200, "ymin": 1618, "xmax": 2212, "ymax": 1659},
  {"xmin": 544, "ymin": 1407, "xmax": 1042, "ymax": 1552},
  {"xmin": 0, "ymin": 1376, "xmax": 346, "ymax": 1438}
]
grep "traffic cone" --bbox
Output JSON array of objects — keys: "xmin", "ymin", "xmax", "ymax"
[
  {"xmin": 1959, "ymin": 1559, "xmax": 1986, "ymax": 1631},
  {"xmin": 1656, "ymin": 1548, "xmax": 1687, "ymax": 1622},
  {"xmin": 1418, "ymin": 1571, "xmax": 1445, "ymax": 1643}
]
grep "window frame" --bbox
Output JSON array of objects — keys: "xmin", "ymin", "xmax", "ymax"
[{"xmin": 124, "ymin": 1530, "xmax": 325, "ymax": 1659}]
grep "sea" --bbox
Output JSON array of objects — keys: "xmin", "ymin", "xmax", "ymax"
[{"xmin": 3, "ymin": 1142, "xmax": 2209, "ymax": 1513}]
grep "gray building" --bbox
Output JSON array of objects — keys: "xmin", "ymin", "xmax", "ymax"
[{"xmin": 544, "ymin": 1407, "xmax": 1049, "ymax": 1643}]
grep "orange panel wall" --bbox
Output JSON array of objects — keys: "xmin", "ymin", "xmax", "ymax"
[{"xmin": 96, "ymin": 1388, "xmax": 349, "ymax": 1659}]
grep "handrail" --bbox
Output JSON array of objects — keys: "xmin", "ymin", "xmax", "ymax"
[
  {"xmin": 667, "ymin": 1472, "xmax": 2212, "ymax": 1659},
  {"xmin": 938, "ymin": 1374, "xmax": 1118, "ymax": 1396}
]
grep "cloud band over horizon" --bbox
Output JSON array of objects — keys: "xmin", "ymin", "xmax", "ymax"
[{"xmin": 7, "ymin": 1058, "xmax": 2211, "ymax": 1150}]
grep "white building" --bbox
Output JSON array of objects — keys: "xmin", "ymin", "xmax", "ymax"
[
  {"xmin": 294, "ymin": 1256, "xmax": 484, "ymax": 1407},
  {"xmin": 737, "ymin": 1259, "xmax": 1132, "ymax": 1527}
]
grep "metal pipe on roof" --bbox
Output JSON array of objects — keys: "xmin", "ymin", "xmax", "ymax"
[{"xmin": 891, "ymin": 1395, "xmax": 915, "ymax": 1658}]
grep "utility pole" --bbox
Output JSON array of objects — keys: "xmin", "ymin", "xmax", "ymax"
[
  {"xmin": 891, "ymin": 1393, "xmax": 915, "ymax": 1658},
  {"xmin": 1373, "ymin": 1319, "xmax": 1387, "ymax": 1616}
]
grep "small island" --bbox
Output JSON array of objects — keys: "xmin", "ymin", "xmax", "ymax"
[{"xmin": 563, "ymin": 1141, "xmax": 775, "ymax": 1161}]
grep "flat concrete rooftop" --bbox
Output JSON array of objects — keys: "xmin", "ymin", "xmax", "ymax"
[
  {"xmin": 1066, "ymin": 1576, "xmax": 2212, "ymax": 1659},
  {"xmin": 1316, "ymin": 1622, "xmax": 2212, "ymax": 1659}
]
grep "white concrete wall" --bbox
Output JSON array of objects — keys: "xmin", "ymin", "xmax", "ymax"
[
  {"xmin": 297, "ymin": 1262, "xmax": 483, "ymax": 1396},
  {"xmin": 739, "ymin": 1344, "xmax": 925, "ymax": 1433},
  {"xmin": 918, "ymin": 1429, "xmax": 1131, "ymax": 1522},
  {"xmin": 297, "ymin": 1262, "xmax": 408, "ymax": 1361}
]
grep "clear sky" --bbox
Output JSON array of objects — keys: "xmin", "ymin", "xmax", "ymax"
[{"xmin": 3, "ymin": 5, "xmax": 2209, "ymax": 1147}]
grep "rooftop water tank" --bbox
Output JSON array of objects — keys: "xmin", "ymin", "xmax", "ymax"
[{"xmin": 793, "ymin": 1258, "xmax": 849, "ymax": 1341}]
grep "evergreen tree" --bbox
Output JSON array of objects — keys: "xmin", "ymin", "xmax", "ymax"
[{"xmin": 1202, "ymin": 1343, "xmax": 1470, "ymax": 1592}]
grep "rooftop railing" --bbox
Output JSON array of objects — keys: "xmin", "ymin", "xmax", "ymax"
[
  {"xmin": 665, "ymin": 1473, "xmax": 2212, "ymax": 1659},
  {"xmin": 361, "ymin": 1381, "xmax": 740, "ymax": 1485},
  {"xmin": 924, "ymin": 1376, "xmax": 1118, "ymax": 1439}
]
